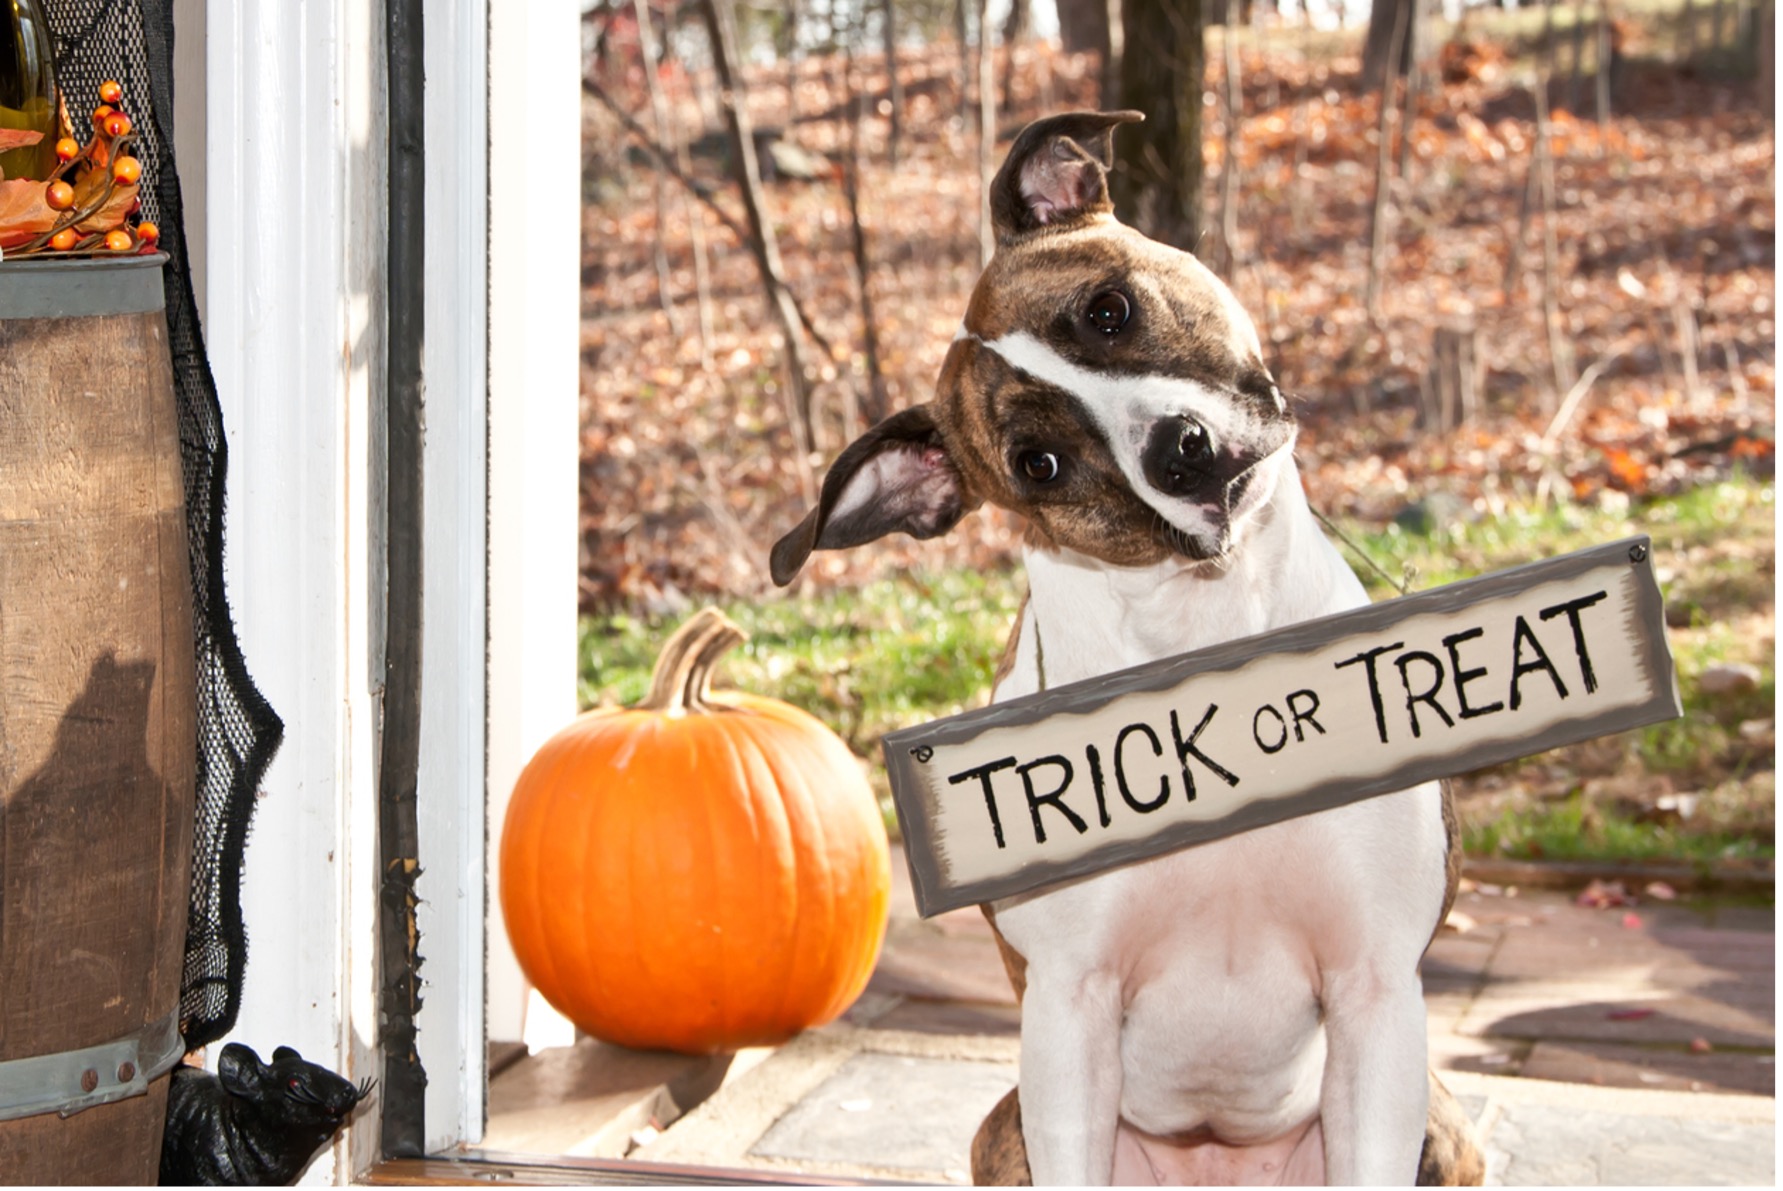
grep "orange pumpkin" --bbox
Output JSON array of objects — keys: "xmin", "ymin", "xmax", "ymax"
[{"xmin": 500, "ymin": 608, "xmax": 891, "ymax": 1054}]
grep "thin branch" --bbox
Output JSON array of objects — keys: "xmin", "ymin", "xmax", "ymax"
[
  {"xmin": 1532, "ymin": 72, "xmax": 1578, "ymax": 401},
  {"xmin": 1311, "ymin": 505, "xmax": 1415, "ymax": 596},
  {"xmin": 657, "ymin": 27, "xmax": 717, "ymax": 370},
  {"xmin": 1364, "ymin": 0, "xmax": 1409, "ymax": 323},
  {"xmin": 1218, "ymin": 0, "xmax": 1243, "ymax": 280},
  {"xmin": 699, "ymin": 0, "xmax": 816, "ymax": 483},
  {"xmin": 1540, "ymin": 352, "xmax": 1622, "ymax": 448},
  {"xmin": 977, "ymin": 0, "xmax": 997, "ymax": 269},
  {"xmin": 632, "ymin": 0, "xmax": 683, "ymax": 337},
  {"xmin": 844, "ymin": 50, "xmax": 890, "ymax": 428},
  {"xmin": 582, "ymin": 73, "xmax": 837, "ymax": 362}
]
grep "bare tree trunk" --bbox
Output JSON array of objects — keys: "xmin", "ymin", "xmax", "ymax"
[
  {"xmin": 1103, "ymin": 0, "xmax": 1125, "ymax": 109},
  {"xmin": 1059, "ymin": 0, "xmax": 1110, "ymax": 52},
  {"xmin": 883, "ymin": 0, "xmax": 904, "ymax": 167},
  {"xmin": 1502, "ymin": 154, "xmax": 1538, "ymax": 300},
  {"xmin": 1596, "ymin": 1, "xmax": 1614, "ymax": 127},
  {"xmin": 784, "ymin": 0, "xmax": 802, "ymax": 122},
  {"xmin": 978, "ymin": 0, "xmax": 997, "ymax": 268},
  {"xmin": 1532, "ymin": 75, "xmax": 1576, "ymax": 405},
  {"xmin": 633, "ymin": 0, "xmax": 683, "ymax": 338},
  {"xmin": 1397, "ymin": 39, "xmax": 1420, "ymax": 180},
  {"xmin": 1422, "ymin": 323, "xmax": 1481, "ymax": 432},
  {"xmin": 700, "ymin": 0, "xmax": 818, "ymax": 478},
  {"xmin": 1290, "ymin": 107, "xmax": 1310, "ymax": 241},
  {"xmin": 1361, "ymin": 0, "xmax": 1417, "ymax": 88},
  {"xmin": 1673, "ymin": 294, "xmax": 1703, "ymax": 402},
  {"xmin": 663, "ymin": 19, "xmax": 718, "ymax": 371},
  {"xmin": 1002, "ymin": 0, "xmax": 1031, "ymax": 111},
  {"xmin": 1113, "ymin": 0, "xmax": 1205, "ymax": 251},
  {"xmin": 1568, "ymin": 3, "xmax": 1587, "ymax": 110},
  {"xmin": 955, "ymin": 0, "xmax": 972, "ymax": 130},
  {"xmin": 1541, "ymin": 0, "xmax": 1558, "ymax": 74},
  {"xmin": 1365, "ymin": 0, "xmax": 1407, "ymax": 322},
  {"xmin": 844, "ymin": 47, "xmax": 889, "ymax": 429},
  {"xmin": 1760, "ymin": 0, "xmax": 1776, "ymax": 109},
  {"xmin": 585, "ymin": 76, "xmax": 846, "ymax": 368},
  {"xmin": 1217, "ymin": 0, "xmax": 1242, "ymax": 280}
]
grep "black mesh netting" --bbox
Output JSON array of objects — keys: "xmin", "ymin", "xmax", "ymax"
[{"xmin": 42, "ymin": 0, "xmax": 284, "ymax": 1051}]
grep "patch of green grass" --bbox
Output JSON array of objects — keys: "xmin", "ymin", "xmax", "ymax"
[
  {"xmin": 1333, "ymin": 479, "xmax": 1774, "ymax": 605},
  {"xmin": 1337, "ymin": 478, "xmax": 1774, "ymax": 870},
  {"xmin": 1335, "ymin": 480, "xmax": 1775, "ymax": 786},
  {"xmin": 1463, "ymin": 788, "xmax": 1773, "ymax": 871},
  {"xmin": 580, "ymin": 570, "xmax": 1026, "ymax": 835},
  {"xmin": 580, "ymin": 568, "xmax": 1026, "ymax": 753}
]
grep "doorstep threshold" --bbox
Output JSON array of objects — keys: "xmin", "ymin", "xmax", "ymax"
[{"xmin": 364, "ymin": 1149, "xmax": 896, "ymax": 1186}]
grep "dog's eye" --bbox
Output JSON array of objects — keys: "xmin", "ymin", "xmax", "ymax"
[
  {"xmin": 1086, "ymin": 290, "xmax": 1131, "ymax": 336},
  {"xmin": 1018, "ymin": 451, "xmax": 1063, "ymax": 483}
]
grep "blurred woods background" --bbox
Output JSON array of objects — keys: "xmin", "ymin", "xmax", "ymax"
[{"xmin": 578, "ymin": 0, "xmax": 1774, "ymax": 870}]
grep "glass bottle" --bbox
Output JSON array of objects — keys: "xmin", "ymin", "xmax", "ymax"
[{"xmin": 0, "ymin": 0, "xmax": 59, "ymax": 182}]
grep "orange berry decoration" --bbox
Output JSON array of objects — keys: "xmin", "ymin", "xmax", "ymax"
[
  {"xmin": 105, "ymin": 230, "xmax": 133, "ymax": 252},
  {"xmin": 135, "ymin": 221, "xmax": 159, "ymax": 244},
  {"xmin": 92, "ymin": 103, "xmax": 113, "ymax": 122},
  {"xmin": 98, "ymin": 80, "xmax": 123, "ymax": 105},
  {"xmin": 55, "ymin": 137, "xmax": 79, "ymax": 162},
  {"xmin": 49, "ymin": 229, "xmax": 78, "ymax": 251},
  {"xmin": 112, "ymin": 156, "xmax": 142, "ymax": 186},
  {"xmin": 44, "ymin": 180, "xmax": 74, "ymax": 210},
  {"xmin": 105, "ymin": 113, "xmax": 132, "ymax": 138}
]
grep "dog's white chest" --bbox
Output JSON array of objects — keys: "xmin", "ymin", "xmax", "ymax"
[
  {"xmin": 990, "ymin": 787, "xmax": 1438, "ymax": 1137},
  {"xmin": 989, "ymin": 488, "xmax": 1448, "ymax": 1181}
]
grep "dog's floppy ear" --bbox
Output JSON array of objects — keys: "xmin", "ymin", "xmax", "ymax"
[
  {"xmin": 990, "ymin": 110, "xmax": 1143, "ymax": 244},
  {"xmin": 770, "ymin": 405, "xmax": 974, "ymax": 586}
]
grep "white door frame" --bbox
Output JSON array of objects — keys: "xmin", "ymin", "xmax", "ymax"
[
  {"xmin": 193, "ymin": 0, "xmax": 578, "ymax": 1175},
  {"xmin": 202, "ymin": 0, "xmax": 389, "ymax": 1178}
]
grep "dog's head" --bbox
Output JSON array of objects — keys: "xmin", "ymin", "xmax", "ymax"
[{"xmin": 771, "ymin": 110, "xmax": 1295, "ymax": 586}]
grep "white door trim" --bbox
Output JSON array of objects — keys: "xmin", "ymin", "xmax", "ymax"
[
  {"xmin": 484, "ymin": 0, "xmax": 584, "ymax": 1060},
  {"xmin": 414, "ymin": 0, "xmax": 494, "ymax": 1154},
  {"xmin": 202, "ymin": 0, "xmax": 388, "ymax": 1179}
]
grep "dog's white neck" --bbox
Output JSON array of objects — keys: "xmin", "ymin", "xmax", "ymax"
[{"xmin": 1018, "ymin": 464, "xmax": 1368, "ymax": 690}]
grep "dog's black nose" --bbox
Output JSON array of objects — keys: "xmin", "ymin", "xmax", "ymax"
[{"xmin": 1141, "ymin": 416, "xmax": 1217, "ymax": 495}]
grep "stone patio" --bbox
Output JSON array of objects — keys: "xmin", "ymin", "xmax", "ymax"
[{"xmin": 475, "ymin": 846, "xmax": 1775, "ymax": 1184}]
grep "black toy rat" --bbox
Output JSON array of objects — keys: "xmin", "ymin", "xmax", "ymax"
[{"xmin": 159, "ymin": 1043, "xmax": 373, "ymax": 1185}]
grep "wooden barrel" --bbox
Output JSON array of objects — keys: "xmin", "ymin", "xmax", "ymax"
[{"xmin": 0, "ymin": 256, "xmax": 197, "ymax": 1184}]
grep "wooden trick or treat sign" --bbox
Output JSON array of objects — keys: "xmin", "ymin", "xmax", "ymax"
[{"xmin": 884, "ymin": 538, "xmax": 1682, "ymax": 917}]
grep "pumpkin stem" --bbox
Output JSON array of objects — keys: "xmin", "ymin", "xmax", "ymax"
[{"xmin": 640, "ymin": 607, "xmax": 748, "ymax": 716}]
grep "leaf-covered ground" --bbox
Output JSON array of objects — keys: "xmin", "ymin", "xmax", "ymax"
[{"xmin": 579, "ymin": 14, "xmax": 1773, "ymax": 612}]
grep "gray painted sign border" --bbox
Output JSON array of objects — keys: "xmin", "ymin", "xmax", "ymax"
[{"xmin": 883, "ymin": 537, "xmax": 1681, "ymax": 917}]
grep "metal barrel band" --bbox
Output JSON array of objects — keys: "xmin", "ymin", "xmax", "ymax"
[
  {"xmin": 0, "ymin": 1009, "xmax": 184, "ymax": 1121},
  {"xmin": 0, "ymin": 253, "xmax": 169, "ymax": 319}
]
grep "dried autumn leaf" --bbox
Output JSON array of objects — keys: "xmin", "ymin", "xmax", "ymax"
[
  {"xmin": 0, "ymin": 176, "xmax": 60, "ymax": 247},
  {"xmin": 1604, "ymin": 447, "xmax": 1647, "ymax": 491},
  {"xmin": 74, "ymin": 181, "xmax": 136, "ymax": 234},
  {"xmin": 0, "ymin": 129, "xmax": 43, "ymax": 152}
]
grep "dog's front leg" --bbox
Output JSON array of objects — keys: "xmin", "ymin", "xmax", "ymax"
[
  {"xmin": 1318, "ymin": 964, "xmax": 1430, "ymax": 1185},
  {"xmin": 1016, "ymin": 966, "xmax": 1125, "ymax": 1186}
]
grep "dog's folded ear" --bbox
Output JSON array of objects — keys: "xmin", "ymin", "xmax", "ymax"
[
  {"xmin": 770, "ymin": 405, "xmax": 974, "ymax": 586},
  {"xmin": 990, "ymin": 110, "xmax": 1143, "ymax": 244}
]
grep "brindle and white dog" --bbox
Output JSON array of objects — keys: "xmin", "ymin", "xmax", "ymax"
[{"xmin": 771, "ymin": 111, "xmax": 1482, "ymax": 1186}]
